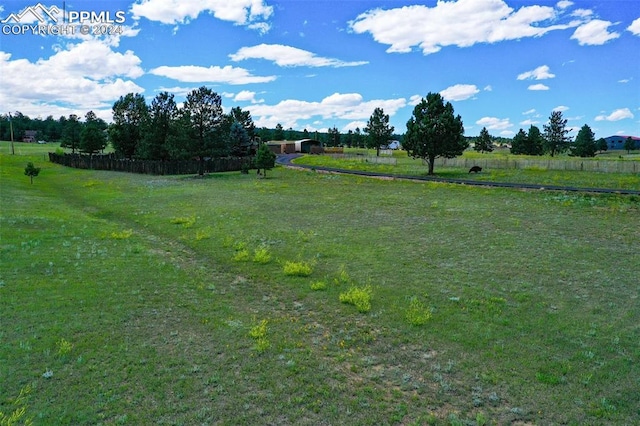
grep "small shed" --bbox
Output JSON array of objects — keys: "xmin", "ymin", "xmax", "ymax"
[{"xmin": 23, "ymin": 130, "xmax": 37, "ymax": 143}]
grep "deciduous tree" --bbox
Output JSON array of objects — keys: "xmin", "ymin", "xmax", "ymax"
[
  {"xmin": 364, "ymin": 107, "xmax": 395, "ymax": 156},
  {"xmin": 404, "ymin": 92, "xmax": 466, "ymax": 175}
]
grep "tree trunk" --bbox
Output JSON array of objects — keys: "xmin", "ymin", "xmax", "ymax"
[{"xmin": 427, "ymin": 156, "xmax": 435, "ymax": 175}]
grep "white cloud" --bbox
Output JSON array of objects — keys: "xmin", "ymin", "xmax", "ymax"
[
  {"xmin": 149, "ymin": 65, "xmax": 276, "ymax": 84},
  {"xmin": 618, "ymin": 78, "xmax": 632, "ymax": 83},
  {"xmin": 628, "ymin": 18, "xmax": 640, "ymax": 36},
  {"xmin": 523, "ymin": 109, "xmax": 537, "ymax": 115},
  {"xmin": 483, "ymin": 85, "xmax": 493, "ymax": 92},
  {"xmin": 230, "ymin": 44, "xmax": 368, "ymax": 68},
  {"xmin": 553, "ymin": 105, "xmax": 570, "ymax": 112},
  {"xmin": 520, "ymin": 119, "xmax": 539, "ymax": 126},
  {"xmin": 476, "ymin": 116, "xmax": 513, "ymax": 131},
  {"xmin": 571, "ymin": 9, "xmax": 593, "ymax": 19},
  {"xmin": 349, "ymin": 0, "xmax": 578, "ymax": 55},
  {"xmin": 131, "ymin": 0, "xmax": 273, "ymax": 31},
  {"xmin": 595, "ymin": 108, "xmax": 634, "ymax": 122},
  {"xmin": 343, "ymin": 121, "xmax": 368, "ymax": 132},
  {"xmin": 233, "ymin": 90, "xmax": 264, "ymax": 103},
  {"xmin": 517, "ymin": 65, "xmax": 555, "ymax": 80},
  {"xmin": 248, "ymin": 92, "xmax": 407, "ymax": 129},
  {"xmin": 0, "ymin": 41, "xmax": 144, "ymax": 121},
  {"xmin": 409, "ymin": 95, "xmax": 423, "ymax": 106},
  {"xmin": 556, "ymin": 1, "xmax": 573, "ymax": 9},
  {"xmin": 528, "ymin": 84, "xmax": 550, "ymax": 91},
  {"xmin": 571, "ymin": 20, "xmax": 620, "ymax": 45},
  {"xmin": 439, "ymin": 84, "xmax": 480, "ymax": 101}
]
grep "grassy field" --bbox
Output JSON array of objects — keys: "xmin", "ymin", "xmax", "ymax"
[
  {"xmin": 294, "ymin": 149, "xmax": 640, "ymax": 191},
  {"xmin": 1, "ymin": 142, "xmax": 639, "ymax": 425}
]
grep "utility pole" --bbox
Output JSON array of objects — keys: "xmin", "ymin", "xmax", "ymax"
[{"xmin": 9, "ymin": 112, "xmax": 15, "ymax": 155}]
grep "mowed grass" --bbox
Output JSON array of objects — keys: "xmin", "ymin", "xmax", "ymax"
[{"xmin": 1, "ymin": 143, "xmax": 639, "ymax": 424}]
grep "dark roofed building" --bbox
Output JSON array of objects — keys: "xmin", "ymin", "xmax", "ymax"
[{"xmin": 604, "ymin": 135, "xmax": 640, "ymax": 150}]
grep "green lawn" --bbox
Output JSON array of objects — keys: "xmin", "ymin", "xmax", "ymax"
[
  {"xmin": 294, "ymin": 150, "xmax": 640, "ymax": 191},
  {"xmin": 1, "ymin": 144, "xmax": 639, "ymax": 424}
]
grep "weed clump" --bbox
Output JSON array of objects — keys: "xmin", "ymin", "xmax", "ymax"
[
  {"xmin": 248, "ymin": 319, "xmax": 270, "ymax": 353},
  {"xmin": 310, "ymin": 280, "xmax": 327, "ymax": 291},
  {"xmin": 339, "ymin": 285, "xmax": 373, "ymax": 313},
  {"xmin": 405, "ymin": 297, "xmax": 432, "ymax": 326},
  {"xmin": 253, "ymin": 247, "xmax": 272, "ymax": 264},
  {"xmin": 283, "ymin": 261, "xmax": 313, "ymax": 277}
]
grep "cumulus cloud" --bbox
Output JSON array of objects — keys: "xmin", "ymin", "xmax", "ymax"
[
  {"xmin": 439, "ymin": 84, "xmax": 480, "ymax": 101},
  {"xmin": 230, "ymin": 44, "xmax": 368, "ymax": 68},
  {"xmin": 131, "ymin": 0, "xmax": 273, "ymax": 31},
  {"xmin": 476, "ymin": 116, "xmax": 513, "ymax": 131},
  {"xmin": 571, "ymin": 20, "xmax": 620, "ymax": 45},
  {"xmin": 517, "ymin": 65, "xmax": 555, "ymax": 80},
  {"xmin": 248, "ymin": 92, "xmax": 407, "ymax": 129},
  {"xmin": 0, "ymin": 41, "xmax": 144, "ymax": 120},
  {"xmin": 349, "ymin": 0, "xmax": 578, "ymax": 55},
  {"xmin": 149, "ymin": 65, "xmax": 276, "ymax": 84},
  {"xmin": 528, "ymin": 84, "xmax": 550, "ymax": 91},
  {"xmin": 595, "ymin": 108, "xmax": 634, "ymax": 121},
  {"xmin": 628, "ymin": 17, "xmax": 640, "ymax": 36},
  {"xmin": 233, "ymin": 90, "xmax": 264, "ymax": 103},
  {"xmin": 553, "ymin": 105, "xmax": 570, "ymax": 112}
]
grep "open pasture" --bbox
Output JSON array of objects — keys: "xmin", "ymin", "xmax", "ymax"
[{"xmin": 1, "ymin": 144, "xmax": 639, "ymax": 424}]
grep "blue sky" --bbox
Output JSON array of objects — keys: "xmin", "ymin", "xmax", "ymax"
[{"xmin": 1, "ymin": 0, "xmax": 639, "ymax": 139}]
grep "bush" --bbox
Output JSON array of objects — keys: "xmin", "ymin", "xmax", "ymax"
[{"xmin": 253, "ymin": 247, "xmax": 272, "ymax": 264}]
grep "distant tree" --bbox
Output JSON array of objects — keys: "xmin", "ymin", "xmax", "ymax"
[
  {"xmin": 60, "ymin": 114, "xmax": 82, "ymax": 153},
  {"xmin": 257, "ymin": 127, "xmax": 272, "ymax": 142},
  {"xmin": 254, "ymin": 143, "xmax": 276, "ymax": 177},
  {"xmin": 273, "ymin": 123, "xmax": 285, "ymax": 140},
  {"xmin": 228, "ymin": 121, "xmax": 250, "ymax": 156},
  {"xmin": 474, "ymin": 127, "xmax": 494, "ymax": 153},
  {"xmin": 571, "ymin": 124, "xmax": 597, "ymax": 157},
  {"xmin": 139, "ymin": 91, "xmax": 177, "ymax": 160},
  {"xmin": 327, "ymin": 126, "xmax": 341, "ymax": 147},
  {"xmin": 181, "ymin": 86, "xmax": 225, "ymax": 175},
  {"xmin": 80, "ymin": 111, "xmax": 107, "ymax": 156},
  {"xmin": 404, "ymin": 92, "xmax": 466, "ymax": 175},
  {"xmin": 109, "ymin": 93, "xmax": 149, "ymax": 159},
  {"xmin": 596, "ymin": 138, "xmax": 608, "ymax": 153},
  {"xmin": 24, "ymin": 162, "xmax": 41, "ymax": 184},
  {"xmin": 229, "ymin": 107, "xmax": 256, "ymax": 140},
  {"xmin": 543, "ymin": 111, "xmax": 571, "ymax": 156},
  {"xmin": 364, "ymin": 107, "xmax": 395, "ymax": 156},
  {"xmin": 302, "ymin": 129, "xmax": 310, "ymax": 139},
  {"xmin": 526, "ymin": 125, "xmax": 544, "ymax": 156},
  {"xmin": 624, "ymin": 136, "xmax": 636, "ymax": 154},
  {"xmin": 510, "ymin": 129, "xmax": 528, "ymax": 155},
  {"xmin": 354, "ymin": 127, "xmax": 364, "ymax": 148}
]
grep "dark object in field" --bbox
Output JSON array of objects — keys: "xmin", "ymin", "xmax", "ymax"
[{"xmin": 469, "ymin": 166, "xmax": 482, "ymax": 173}]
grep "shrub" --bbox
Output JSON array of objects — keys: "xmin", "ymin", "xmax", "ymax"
[
  {"xmin": 170, "ymin": 216, "xmax": 196, "ymax": 228},
  {"xmin": 339, "ymin": 285, "xmax": 373, "ymax": 313},
  {"xmin": 283, "ymin": 261, "xmax": 313, "ymax": 277}
]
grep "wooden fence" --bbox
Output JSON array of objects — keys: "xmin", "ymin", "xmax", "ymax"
[{"xmin": 49, "ymin": 153, "xmax": 253, "ymax": 175}]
